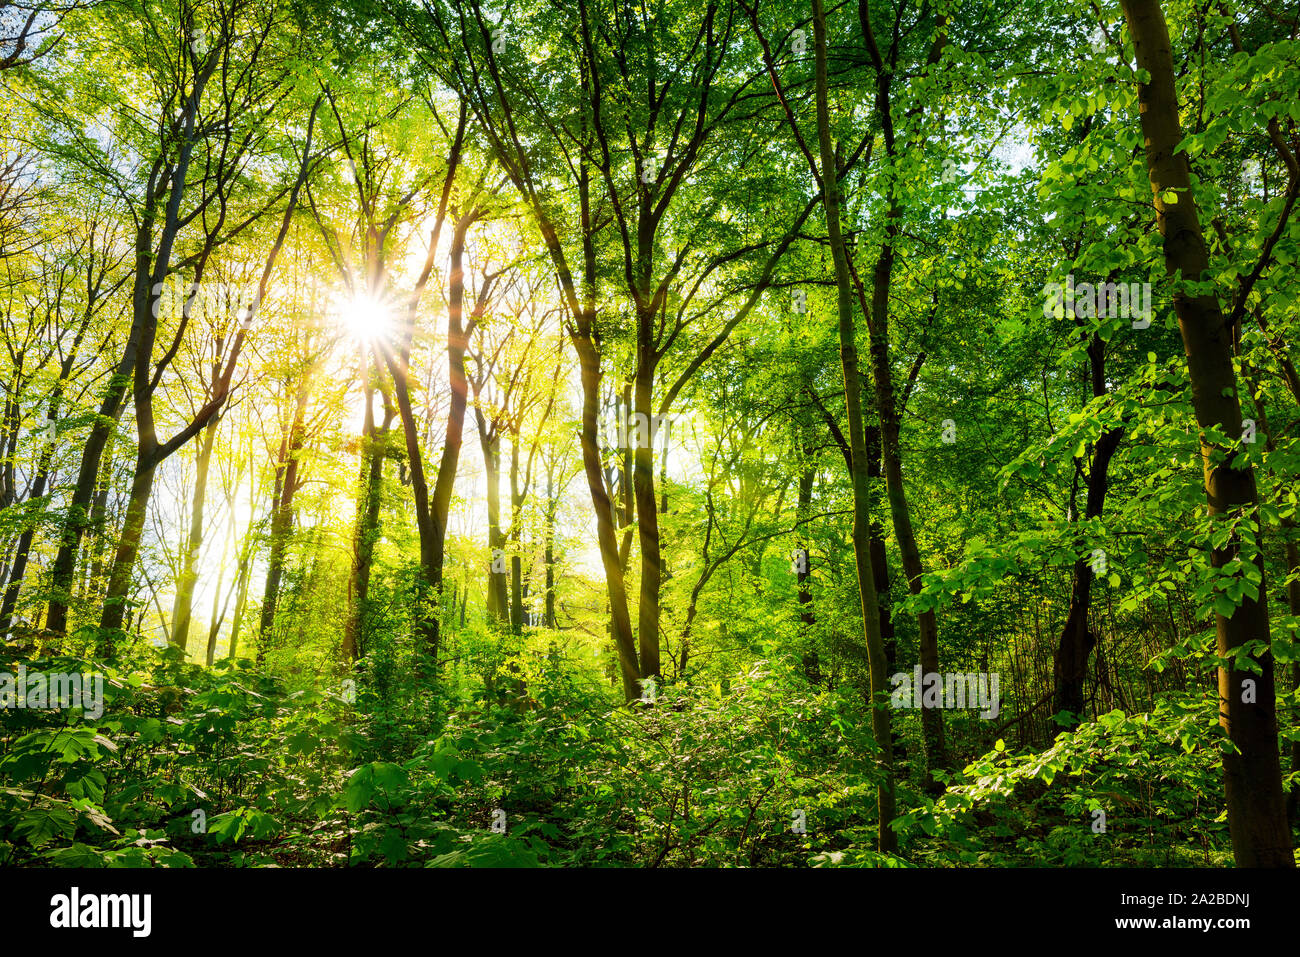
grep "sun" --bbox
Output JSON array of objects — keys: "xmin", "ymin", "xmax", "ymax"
[{"xmin": 341, "ymin": 290, "xmax": 393, "ymax": 342}]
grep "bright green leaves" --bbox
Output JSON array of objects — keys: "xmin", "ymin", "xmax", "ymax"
[
  {"xmin": 895, "ymin": 697, "xmax": 1229, "ymax": 866},
  {"xmin": 12, "ymin": 806, "xmax": 77, "ymax": 848},
  {"xmin": 342, "ymin": 762, "xmax": 409, "ymax": 813},
  {"xmin": 207, "ymin": 808, "xmax": 280, "ymax": 845}
]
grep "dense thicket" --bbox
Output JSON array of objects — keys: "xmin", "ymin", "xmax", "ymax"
[{"xmin": 0, "ymin": 0, "xmax": 1297, "ymax": 868}]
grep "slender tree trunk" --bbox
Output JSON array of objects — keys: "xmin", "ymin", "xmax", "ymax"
[
  {"xmin": 1054, "ymin": 334, "xmax": 1123, "ymax": 729},
  {"xmin": 477, "ymin": 416, "xmax": 509, "ymax": 626},
  {"xmin": 228, "ymin": 548, "xmax": 252, "ymax": 661},
  {"xmin": 416, "ymin": 228, "xmax": 473, "ymax": 662},
  {"xmin": 863, "ymin": 426, "xmax": 896, "ymax": 671},
  {"xmin": 45, "ymin": 363, "xmax": 133, "ymax": 639},
  {"xmin": 1122, "ymin": 0, "xmax": 1293, "ymax": 867},
  {"xmin": 97, "ymin": 450, "xmax": 157, "ymax": 647},
  {"xmin": 659, "ymin": 417, "xmax": 670, "ymax": 514},
  {"xmin": 170, "ymin": 408, "xmax": 220, "ymax": 653},
  {"xmin": 0, "ymin": 363, "xmax": 24, "ymax": 512},
  {"xmin": 67, "ymin": 143, "xmax": 175, "ymax": 645},
  {"xmin": 573, "ymin": 332, "xmax": 640, "ymax": 702},
  {"xmin": 258, "ymin": 379, "xmax": 309, "ymax": 659},
  {"xmin": 509, "ymin": 439, "xmax": 525, "ymax": 634},
  {"xmin": 813, "ymin": 0, "xmax": 895, "ymax": 854},
  {"xmin": 616, "ymin": 384, "xmax": 635, "ymax": 573},
  {"xmin": 544, "ymin": 471, "xmax": 558, "ymax": 629},
  {"xmin": 0, "ymin": 446, "xmax": 49, "ymax": 630},
  {"xmin": 343, "ymin": 361, "xmax": 391, "ymax": 664},
  {"xmin": 85, "ymin": 424, "xmax": 121, "ymax": 596},
  {"xmin": 796, "ymin": 464, "xmax": 819, "ymax": 683},
  {"xmin": 0, "ymin": 423, "xmax": 58, "ymax": 630},
  {"xmin": 796, "ymin": 465, "xmax": 815, "ymax": 629},
  {"xmin": 632, "ymin": 366, "xmax": 662, "ymax": 682},
  {"xmin": 1285, "ymin": 537, "xmax": 1300, "ymax": 822},
  {"xmin": 0, "ymin": 311, "xmax": 95, "ymax": 631},
  {"xmin": 459, "ymin": 569, "xmax": 468, "ymax": 630},
  {"xmin": 204, "ymin": 541, "xmax": 227, "ymax": 667},
  {"xmin": 865, "ymin": 204, "xmax": 948, "ymax": 774}
]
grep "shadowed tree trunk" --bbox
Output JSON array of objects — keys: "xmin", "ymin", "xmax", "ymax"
[
  {"xmin": 0, "ymin": 307, "xmax": 94, "ymax": 631},
  {"xmin": 1286, "ymin": 537, "xmax": 1300, "ymax": 822},
  {"xmin": 94, "ymin": 66, "xmax": 320, "ymax": 651},
  {"xmin": 414, "ymin": 210, "xmax": 478, "ymax": 662},
  {"xmin": 1122, "ymin": 0, "xmax": 1293, "ymax": 867},
  {"xmin": 863, "ymin": 425, "xmax": 896, "ymax": 673},
  {"xmin": 86, "ymin": 424, "xmax": 121, "ymax": 596},
  {"xmin": 227, "ymin": 541, "xmax": 254, "ymax": 661},
  {"xmin": 44, "ymin": 346, "xmax": 133, "ymax": 640},
  {"xmin": 1054, "ymin": 332, "xmax": 1124, "ymax": 730},
  {"xmin": 631, "ymin": 361, "xmax": 662, "ymax": 683},
  {"xmin": 795, "ymin": 462, "xmax": 819, "ymax": 684},
  {"xmin": 850, "ymin": 2, "xmax": 952, "ymax": 777},
  {"xmin": 812, "ymin": 0, "xmax": 896, "ymax": 854}
]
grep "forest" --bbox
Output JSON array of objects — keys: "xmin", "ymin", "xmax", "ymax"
[{"xmin": 0, "ymin": 0, "xmax": 1297, "ymax": 872}]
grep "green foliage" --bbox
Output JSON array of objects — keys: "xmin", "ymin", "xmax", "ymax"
[{"xmin": 896, "ymin": 697, "xmax": 1232, "ymax": 867}]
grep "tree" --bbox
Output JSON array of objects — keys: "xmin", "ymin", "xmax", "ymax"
[{"xmin": 1121, "ymin": 0, "xmax": 1293, "ymax": 868}]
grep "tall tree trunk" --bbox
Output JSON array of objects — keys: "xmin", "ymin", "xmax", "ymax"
[
  {"xmin": 377, "ymin": 111, "xmax": 469, "ymax": 666},
  {"xmin": 170, "ymin": 405, "xmax": 220, "ymax": 653},
  {"xmin": 1285, "ymin": 537, "xmax": 1300, "ymax": 822},
  {"xmin": 813, "ymin": 0, "xmax": 896, "ymax": 854},
  {"xmin": 866, "ymin": 202, "xmax": 947, "ymax": 775},
  {"xmin": 343, "ymin": 361, "xmax": 391, "ymax": 664},
  {"xmin": 795, "ymin": 464, "xmax": 819, "ymax": 684},
  {"xmin": 632, "ymin": 365, "xmax": 662, "ymax": 683},
  {"xmin": 544, "ymin": 470, "xmax": 558, "ymax": 629},
  {"xmin": 204, "ymin": 535, "xmax": 228, "ymax": 667},
  {"xmin": 1122, "ymin": 0, "xmax": 1293, "ymax": 867},
  {"xmin": 386, "ymin": 207, "xmax": 479, "ymax": 667},
  {"xmin": 850, "ymin": 0, "xmax": 950, "ymax": 776},
  {"xmin": 796, "ymin": 465, "xmax": 815, "ymax": 630},
  {"xmin": 616, "ymin": 383, "xmax": 635, "ymax": 572},
  {"xmin": 92, "ymin": 94, "xmax": 315, "ymax": 658},
  {"xmin": 44, "ymin": 359, "xmax": 133, "ymax": 639},
  {"xmin": 0, "ymin": 299, "xmax": 96, "ymax": 631},
  {"xmin": 228, "ymin": 547, "xmax": 253, "ymax": 661},
  {"xmin": 86, "ymin": 425, "xmax": 120, "ymax": 596},
  {"xmin": 0, "ymin": 361, "xmax": 24, "ymax": 512},
  {"xmin": 573, "ymin": 332, "xmax": 640, "ymax": 702},
  {"xmin": 864, "ymin": 425, "xmax": 896, "ymax": 672},
  {"xmin": 98, "ymin": 450, "xmax": 157, "ymax": 647},
  {"xmin": 1054, "ymin": 333, "xmax": 1123, "ymax": 729},
  {"xmin": 476, "ymin": 415, "xmax": 509, "ymax": 627},
  {"xmin": 0, "ymin": 440, "xmax": 51, "ymax": 630},
  {"xmin": 1, "ymin": 403, "xmax": 62, "ymax": 629},
  {"xmin": 257, "ymin": 377, "xmax": 309, "ymax": 660},
  {"xmin": 509, "ymin": 438, "xmax": 524, "ymax": 634}
]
